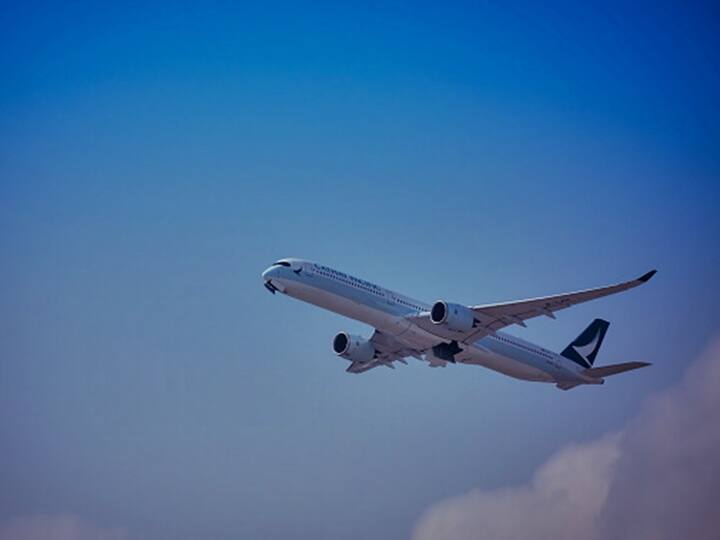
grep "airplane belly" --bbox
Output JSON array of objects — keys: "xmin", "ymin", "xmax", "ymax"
[{"xmin": 458, "ymin": 345, "xmax": 554, "ymax": 382}]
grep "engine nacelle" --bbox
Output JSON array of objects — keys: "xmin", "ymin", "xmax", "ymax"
[
  {"xmin": 332, "ymin": 332, "xmax": 375, "ymax": 363},
  {"xmin": 430, "ymin": 301, "xmax": 475, "ymax": 332}
]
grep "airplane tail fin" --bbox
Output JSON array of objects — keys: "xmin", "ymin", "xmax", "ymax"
[{"xmin": 560, "ymin": 319, "xmax": 609, "ymax": 368}]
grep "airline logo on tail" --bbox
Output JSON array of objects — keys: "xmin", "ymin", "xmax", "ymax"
[
  {"xmin": 573, "ymin": 332, "xmax": 603, "ymax": 364},
  {"xmin": 560, "ymin": 319, "xmax": 610, "ymax": 368}
]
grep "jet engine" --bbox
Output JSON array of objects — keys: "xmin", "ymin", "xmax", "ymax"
[
  {"xmin": 332, "ymin": 332, "xmax": 375, "ymax": 363},
  {"xmin": 430, "ymin": 301, "xmax": 475, "ymax": 332}
]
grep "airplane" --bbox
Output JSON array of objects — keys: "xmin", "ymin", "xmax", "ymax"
[{"xmin": 261, "ymin": 259, "xmax": 656, "ymax": 390}]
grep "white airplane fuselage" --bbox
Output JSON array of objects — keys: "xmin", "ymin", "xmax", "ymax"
[{"xmin": 262, "ymin": 259, "xmax": 598, "ymax": 385}]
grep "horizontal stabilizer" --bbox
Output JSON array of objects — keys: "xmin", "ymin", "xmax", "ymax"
[{"xmin": 584, "ymin": 361, "xmax": 651, "ymax": 378}]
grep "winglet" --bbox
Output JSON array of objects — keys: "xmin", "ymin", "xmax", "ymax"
[{"xmin": 637, "ymin": 269, "xmax": 657, "ymax": 283}]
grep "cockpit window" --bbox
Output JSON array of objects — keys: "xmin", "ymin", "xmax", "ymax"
[{"xmin": 273, "ymin": 261, "xmax": 291, "ymax": 267}]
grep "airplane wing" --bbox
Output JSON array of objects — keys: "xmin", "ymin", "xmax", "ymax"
[
  {"xmin": 410, "ymin": 270, "xmax": 656, "ymax": 344},
  {"xmin": 345, "ymin": 330, "xmax": 419, "ymax": 374}
]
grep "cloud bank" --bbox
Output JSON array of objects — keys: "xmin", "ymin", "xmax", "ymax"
[
  {"xmin": 0, "ymin": 515, "xmax": 128, "ymax": 540},
  {"xmin": 413, "ymin": 338, "xmax": 720, "ymax": 540}
]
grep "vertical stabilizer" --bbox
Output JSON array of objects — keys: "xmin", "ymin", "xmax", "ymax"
[{"xmin": 560, "ymin": 319, "xmax": 609, "ymax": 368}]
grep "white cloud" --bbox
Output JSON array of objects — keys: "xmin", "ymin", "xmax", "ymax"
[
  {"xmin": 413, "ymin": 338, "xmax": 720, "ymax": 540},
  {"xmin": 0, "ymin": 515, "xmax": 128, "ymax": 540}
]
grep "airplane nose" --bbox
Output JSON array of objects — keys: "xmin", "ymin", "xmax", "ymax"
[
  {"xmin": 262, "ymin": 266, "xmax": 282, "ymax": 294},
  {"xmin": 261, "ymin": 267, "xmax": 275, "ymax": 281}
]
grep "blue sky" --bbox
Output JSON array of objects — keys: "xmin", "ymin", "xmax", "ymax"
[{"xmin": 1, "ymin": 2, "xmax": 719, "ymax": 539}]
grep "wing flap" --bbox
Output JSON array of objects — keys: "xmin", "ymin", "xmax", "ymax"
[
  {"xmin": 556, "ymin": 381, "xmax": 582, "ymax": 391},
  {"xmin": 346, "ymin": 360, "xmax": 384, "ymax": 374}
]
